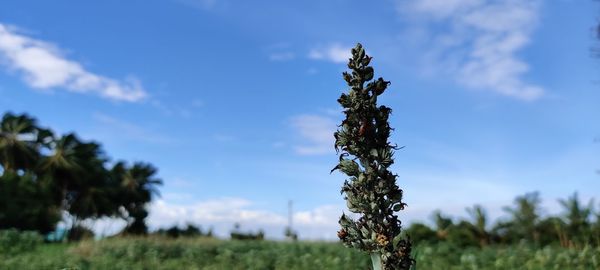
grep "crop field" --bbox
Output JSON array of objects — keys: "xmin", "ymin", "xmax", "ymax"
[{"xmin": 2, "ymin": 234, "xmax": 599, "ymax": 270}]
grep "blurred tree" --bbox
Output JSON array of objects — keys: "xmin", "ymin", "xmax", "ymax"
[
  {"xmin": 593, "ymin": 205, "xmax": 600, "ymax": 244},
  {"xmin": 466, "ymin": 205, "xmax": 490, "ymax": 247},
  {"xmin": 230, "ymin": 223, "xmax": 265, "ymax": 240},
  {"xmin": 432, "ymin": 210, "xmax": 453, "ymax": 241},
  {"xmin": 113, "ymin": 162, "xmax": 162, "ymax": 235},
  {"xmin": 0, "ymin": 113, "xmax": 59, "ymax": 234},
  {"xmin": 0, "ymin": 113, "xmax": 51, "ymax": 173},
  {"xmin": 284, "ymin": 226, "xmax": 298, "ymax": 241},
  {"xmin": 537, "ymin": 216, "xmax": 566, "ymax": 247},
  {"xmin": 558, "ymin": 192, "xmax": 594, "ymax": 245},
  {"xmin": 182, "ymin": 223, "xmax": 203, "ymax": 237},
  {"xmin": 0, "ymin": 112, "xmax": 163, "ymax": 239},
  {"xmin": 500, "ymin": 192, "xmax": 542, "ymax": 245},
  {"xmin": 446, "ymin": 221, "xmax": 479, "ymax": 248},
  {"xmin": 164, "ymin": 225, "xmax": 182, "ymax": 238},
  {"xmin": 403, "ymin": 223, "xmax": 437, "ymax": 245},
  {"xmin": 38, "ymin": 134, "xmax": 116, "ymax": 240},
  {"xmin": 0, "ymin": 172, "xmax": 61, "ymax": 234},
  {"xmin": 66, "ymin": 225, "xmax": 95, "ymax": 241},
  {"xmin": 157, "ymin": 224, "xmax": 204, "ymax": 238}
]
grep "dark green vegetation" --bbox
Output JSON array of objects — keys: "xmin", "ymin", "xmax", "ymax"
[
  {"xmin": 1, "ymin": 230, "xmax": 599, "ymax": 270},
  {"xmin": 333, "ymin": 43, "xmax": 412, "ymax": 269},
  {"xmin": 156, "ymin": 223, "xmax": 214, "ymax": 239},
  {"xmin": 404, "ymin": 192, "xmax": 600, "ymax": 249},
  {"xmin": 230, "ymin": 223, "xmax": 266, "ymax": 240},
  {"xmin": 0, "ymin": 112, "xmax": 162, "ymax": 239}
]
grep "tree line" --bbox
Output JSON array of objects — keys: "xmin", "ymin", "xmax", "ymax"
[
  {"xmin": 0, "ymin": 112, "xmax": 162, "ymax": 240},
  {"xmin": 404, "ymin": 192, "xmax": 600, "ymax": 248}
]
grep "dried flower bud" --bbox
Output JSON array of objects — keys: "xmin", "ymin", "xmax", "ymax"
[{"xmin": 376, "ymin": 233, "xmax": 389, "ymax": 246}]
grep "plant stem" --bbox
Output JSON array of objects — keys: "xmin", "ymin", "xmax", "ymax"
[{"xmin": 371, "ymin": 252, "xmax": 383, "ymax": 270}]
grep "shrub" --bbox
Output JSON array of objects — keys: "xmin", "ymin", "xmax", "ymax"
[{"xmin": 0, "ymin": 229, "xmax": 43, "ymax": 255}]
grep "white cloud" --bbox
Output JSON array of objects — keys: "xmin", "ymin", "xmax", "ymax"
[
  {"xmin": 147, "ymin": 197, "xmax": 343, "ymax": 240},
  {"xmin": 0, "ymin": 23, "xmax": 147, "ymax": 102},
  {"xmin": 290, "ymin": 114, "xmax": 337, "ymax": 155},
  {"xmin": 308, "ymin": 43, "xmax": 352, "ymax": 64},
  {"xmin": 402, "ymin": 0, "xmax": 544, "ymax": 101}
]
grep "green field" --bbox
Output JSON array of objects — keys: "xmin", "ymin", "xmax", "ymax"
[{"xmin": 2, "ymin": 235, "xmax": 600, "ymax": 270}]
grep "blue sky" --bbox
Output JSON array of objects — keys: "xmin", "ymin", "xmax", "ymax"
[{"xmin": 1, "ymin": 0, "xmax": 599, "ymax": 239}]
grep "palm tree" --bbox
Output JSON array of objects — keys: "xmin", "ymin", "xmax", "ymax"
[
  {"xmin": 39, "ymin": 133, "xmax": 114, "ymax": 239},
  {"xmin": 112, "ymin": 162, "xmax": 162, "ymax": 235},
  {"xmin": 0, "ymin": 113, "xmax": 52, "ymax": 173},
  {"xmin": 39, "ymin": 134, "xmax": 96, "ymax": 205},
  {"xmin": 0, "ymin": 112, "xmax": 163, "ymax": 237},
  {"xmin": 466, "ymin": 204, "xmax": 490, "ymax": 246},
  {"xmin": 502, "ymin": 192, "xmax": 542, "ymax": 244},
  {"xmin": 432, "ymin": 210, "xmax": 453, "ymax": 240},
  {"xmin": 0, "ymin": 172, "xmax": 61, "ymax": 234},
  {"xmin": 593, "ymin": 206, "xmax": 600, "ymax": 245},
  {"xmin": 558, "ymin": 192, "xmax": 594, "ymax": 245}
]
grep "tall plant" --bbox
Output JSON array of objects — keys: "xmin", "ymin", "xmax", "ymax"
[{"xmin": 332, "ymin": 43, "xmax": 412, "ymax": 270}]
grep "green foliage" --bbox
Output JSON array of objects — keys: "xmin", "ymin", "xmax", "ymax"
[
  {"xmin": 156, "ymin": 224, "xmax": 213, "ymax": 238},
  {"xmin": 2, "ymin": 236, "xmax": 600, "ymax": 269},
  {"xmin": 67, "ymin": 225, "xmax": 96, "ymax": 242},
  {"xmin": 230, "ymin": 223, "xmax": 265, "ymax": 240},
  {"xmin": 112, "ymin": 162, "xmax": 163, "ymax": 235},
  {"xmin": 0, "ymin": 112, "xmax": 162, "ymax": 238},
  {"xmin": 403, "ymin": 223, "xmax": 437, "ymax": 245},
  {"xmin": 0, "ymin": 112, "xmax": 51, "ymax": 172},
  {"xmin": 333, "ymin": 43, "xmax": 412, "ymax": 269},
  {"xmin": 558, "ymin": 192, "xmax": 595, "ymax": 245},
  {"xmin": 0, "ymin": 172, "xmax": 61, "ymax": 234},
  {"xmin": 1, "ymin": 237, "xmax": 371, "ymax": 270},
  {"xmin": 284, "ymin": 226, "xmax": 298, "ymax": 241},
  {"xmin": 0, "ymin": 229, "xmax": 43, "ymax": 255},
  {"xmin": 498, "ymin": 192, "xmax": 543, "ymax": 244},
  {"xmin": 413, "ymin": 243, "xmax": 600, "ymax": 270},
  {"xmin": 401, "ymin": 192, "xmax": 600, "ymax": 249}
]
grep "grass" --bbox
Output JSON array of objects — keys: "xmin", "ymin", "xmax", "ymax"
[{"xmin": 1, "ymin": 236, "xmax": 600, "ymax": 269}]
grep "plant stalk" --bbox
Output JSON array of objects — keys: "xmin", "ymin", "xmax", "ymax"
[{"xmin": 371, "ymin": 252, "xmax": 383, "ymax": 270}]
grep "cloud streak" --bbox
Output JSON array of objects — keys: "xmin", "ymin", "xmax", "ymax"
[
  {"xmin": 308, "ymin": 43, "xmax": 352, "ymax": 64},
  {"xmin": 0, "ymin": 23, "xmax": 147, "ymax": 102},
  {"xmin": 290, "ymin": 114, "xmax": 337, "ymax": 155},
  {"xmin": 402, "ymin": 0, "xmax": 544, "ymax": 101}
]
